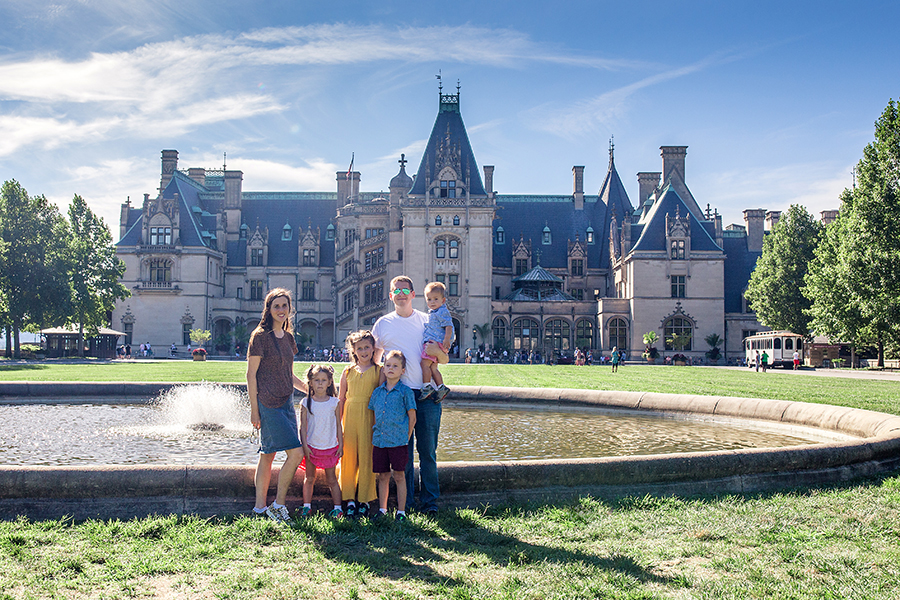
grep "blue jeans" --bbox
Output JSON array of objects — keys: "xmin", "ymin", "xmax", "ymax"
[{"xmin": 405, "ymin": 390, "xmax": 442, "ymax": 511}]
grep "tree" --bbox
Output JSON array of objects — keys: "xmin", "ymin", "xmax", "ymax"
[
  {"xmin": 66, "ymin": 195, "xmax": 129, "ymax": 357},
  {"xmin": 806, "ymin": 100, "xmax": 900, "ymax": 367},
  {"xmin": 190, "ymin": 328, "xmax": 212, "ymax": 348},
  {"xmin": 0, "ymin": 180, "xmax": 71, "ymax": 358},
  {"xmin": 704, "ymin": 333, "xmax": 723, "ymax": 362},
  {"xmin": 642, "ymin": 331, "xmax": 659, "ymax": 360},
  {"xmin": 745, "ymin": 204, "xmax": 822, "ymax": 336}
]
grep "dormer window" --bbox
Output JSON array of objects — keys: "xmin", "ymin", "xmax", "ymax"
[
  {"xmin": 440, "ymin": 180, "xmax": 456, "ymax": 198},
  {"xmin": 495, "ymin": 226, "xmax": 505, "ymax": 244},
  {"xmin": 671, "ymin": 239, "xmax": 685, "ymax": 260},
  {"xmin": 250, "ymin": 248, "xmax": 264, "ymax": 266},
  {"xmin": 542, "ymin": 225, "xmax": 552, "ymax": 245},
  {"xmin": 453, "ymin": 215, "xmax": 460, "ymax": 226},
  {"xmin": 326, "ymin": 224, "xmax": 335, "ymax": 241},
  {"xmin": 586, "ymin": 226, "xmax": 594, "ymax": 244},
  {"xmin": 282, "ymin": 223, "xmax": 292, "ymax": 241},
  {"xmin": 240, "ymin": 223, "xmax": 248, "ymax": 239},
  {"xmin": 149, "ymin": 226, "xmax": 172, "ymax": 245},
  {"xmin": 435, "ymin": 215, "xmax": 442, "ymax": 226}
]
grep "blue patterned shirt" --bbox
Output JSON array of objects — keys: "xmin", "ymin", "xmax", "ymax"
[
  {"xmin": 368, "ymin": 381, "xmax": 416, "ymax": 448},
  {"xmin": 423, "ymin": 303, "xmax": 453, "ymax": 345}
]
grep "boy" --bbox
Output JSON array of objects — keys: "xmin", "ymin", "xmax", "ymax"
[
  {"xmin": 419, "ymin": 281, "xmax": 454, "ymax": 403},
  {"xmin": 368, "ymin": 350, "xmax": 417, "ymax": 521}
]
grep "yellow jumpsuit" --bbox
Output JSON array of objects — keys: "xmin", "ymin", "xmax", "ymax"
[{"xmin": 340, "ymin": 364, "xmax": 381, "ymax": 503}]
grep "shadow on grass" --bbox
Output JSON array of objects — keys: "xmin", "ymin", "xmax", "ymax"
[
  {"xmin": 288, "ymin": 501, "xmax": 675, "ymax": 592},
  {"xmin": 0, "ymin": 364, "xmax": 49, "ymax": 371}
]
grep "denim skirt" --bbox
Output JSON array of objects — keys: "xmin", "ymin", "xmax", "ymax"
[{"xmin": 258, "ymin": 395, "xmax": 301, "ymax": 454}]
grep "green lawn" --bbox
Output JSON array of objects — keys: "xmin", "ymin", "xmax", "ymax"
[
  {"xmin": 2, "ymin": 360, "xmax": 899, "ymax": 415},
  {"xmin": 1, "ymin": 361, "xmax": 899, "ymax": 598}
]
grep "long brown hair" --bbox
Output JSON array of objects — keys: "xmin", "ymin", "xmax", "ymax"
[
  {"xmin": 305, "ymin": 364, "xmax": 336, "ymax": 415},
  {"xmin": 345, "ymin": 329, "xmax": 376, "ymax": 365},
  {"xmin": 254, "ymin": 288, "xmax": 294, "ymax": 334}
]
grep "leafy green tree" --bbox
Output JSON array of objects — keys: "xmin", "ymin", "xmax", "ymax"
[
  {"xmin": 66, "ymin": 195, "xmax": 129, "ymax": 357},
  {"xmin": 745, "ymin": 204, "xmax": 821, "ymax": 337},
  {"xmin": 806, "ymin": 100, "xmax": 900, "ymax": 367},
  {"xmin": 0, "ymin": 180, "xmax": 72, "ymax": 358}
]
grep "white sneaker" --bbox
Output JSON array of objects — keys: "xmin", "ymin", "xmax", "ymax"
[{"xmin": 265, "ymin": 503, "xmax": 290, "ymax": 523}]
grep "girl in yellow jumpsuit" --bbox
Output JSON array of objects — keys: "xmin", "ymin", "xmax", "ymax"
[{"xmin": 338, "ymin": 330, "xmax": 381, "ymax": 518}]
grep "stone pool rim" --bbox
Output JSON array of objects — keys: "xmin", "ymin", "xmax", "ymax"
[{"xmin": 1, "ymin": 382, "xmax": 899, "ymax": 521}]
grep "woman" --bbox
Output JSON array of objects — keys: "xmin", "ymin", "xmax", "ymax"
[{"xmin": 247, "ymin": 288, "xmax": 308, "ymax": 522}]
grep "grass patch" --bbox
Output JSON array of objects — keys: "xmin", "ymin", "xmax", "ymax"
[{"xmin": 1, "ymin": 476, "xmax": 899, "ymax": 598}]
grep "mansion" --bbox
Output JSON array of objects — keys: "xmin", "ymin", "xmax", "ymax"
[{"xmin": 113, "ymin": 89, "xmax": 827, "ymax": 361}]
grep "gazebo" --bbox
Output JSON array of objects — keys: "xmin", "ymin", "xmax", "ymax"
[{"xmin": 40, "ymin": 326, "xmax": 126, "ymax": 359}]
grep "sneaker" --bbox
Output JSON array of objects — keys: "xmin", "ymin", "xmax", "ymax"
[
  {"xmin": 420, "ymin": 384, "xmax": 436, "ymax": 402},
  {"xmin": 357, "ymin": 503, "xmax": 370, "ymax": 519},
  {"xmin": 298, "ymin": 506, "xmax": 311, "ymax": 517},
  {"xmin": 328, "ymin": 508, "xmax": 344, "ymax": 518},
  {"xmin": 395, "ymin": 512, "xmax": 407, "ymax": 522},
  {"xmin": 345, "ymin": 503, "xmax": 357, "ymax": 519},
  {"xmin": 434, "ymin": 384, "xmax": 450, "ymax": 403},
  {"xmin": 265, "ymin": 504, "xmax": 290, "ymax": 523},
  {"xmin": 251, "ymin": 508, "xmax": 268, "ymax": 517},
  {"xmin": 370, "ymin": 510, "xmax": 386, "ymax": 522}
]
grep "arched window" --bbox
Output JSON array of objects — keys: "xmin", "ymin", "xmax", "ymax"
[
  {"xmin": 544, "ymin": 319, "xmax": 571, "ymax": 351},
  {"xmin": 435, "ymin": 215, "xmax": 442, "ymax": 226},
  {"xmin": 542, "ymin": 225, "xmax": 552, "ymax": 245},
  {"xmin": 608, "ymin": 318, "xmax": 627, "ymax": 350},
  {"xmin": 453, "ymin": 215, "xmax": 460, "ymax": 226},
  {"xmin": 449, "ymin": 239, "xmax": 459, "ymax": 259},
  {"xmin": 513, "ymin": 318, "xmax": 539, "ymax": 351},
  {"xmin": 495, "ymin": 226, "xmax": 505, "ymax": 244},
  {"xmin": 664, "ymin": 317, "xmax": 693, "ymax": 351},
  {"xmin": 492, "ymin": 317, "xmax": 507, "ymax": 348},
  {"xmin": 785, "ymin": 338, "xmax": 793, "ymax": 350},
  {"xmin": 435, "ymin": 239, "xmax": 445, "ymax": 258},
  {"xmin": 576, "ymin": 319, "xmax": 594, "ymax": 349},
  {"xmin": 774, "ymin": 338, "xmax": 782, "ymax": 350}
]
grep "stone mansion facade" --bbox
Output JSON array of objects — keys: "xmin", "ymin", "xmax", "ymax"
[{"xmin": 113, "ymin": 89, "xmax": 827, "ymax": 361}]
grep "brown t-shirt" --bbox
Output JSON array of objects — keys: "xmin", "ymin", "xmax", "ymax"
[{"xmin": 248, "ymin": 328, "xmax": 298, "ymax": 408}]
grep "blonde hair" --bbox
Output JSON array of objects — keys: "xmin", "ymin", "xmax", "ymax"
[
  {"xmin": 345, "ymin": 330, "xmax": 376, "ymax": 365},
  {"xmin": 254, "ymin": 288, "xmax": 294, "ymax": 334},
  {"xmin": 424, "ymin": 281, "xmax": 446, "ymax": 296},
  {"xmin": 383, "ymin": 349, "xmax": 406, "ymax": 369}
]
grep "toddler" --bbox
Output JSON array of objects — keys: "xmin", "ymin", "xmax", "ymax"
[{"xmin": 420, "ymin": 281, "xmax": 454, "ymax": 403}]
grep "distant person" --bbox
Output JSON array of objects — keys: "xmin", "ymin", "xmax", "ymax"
[
  {"xmin": 611, "ymin": 346, "xmax": 620, "ymax": 373},
  {"xmin": 125, "ymin": 344, "xmax": 131, "ymax": 359},
  {"xmin": 298, "ymin": 364, "xmax": 343, "ymax": 518},
  {"xmin": 338, "ymin": 330, "xmax": 381, "ymax": 519},
  {"xmin": 170, "ymin": 343, "xmax": 177, "ymax": 357},
  {"xmin": 247, "ymin": 288, "xmax": 309, "ymax": 523},
  {"xmin": 754, "ymin": 351, "xmax": 760, "ymax": 372},
  {"xmin": 761, "ymin": 351, "xmax": 769, "ymax": 373},
  {"xmin": 368, "ymin": 350, "xmax": 416, "ymax": 521},
  {"xmin": 793, "ymin": 350, "xmax": 800, "ymax": 370}
]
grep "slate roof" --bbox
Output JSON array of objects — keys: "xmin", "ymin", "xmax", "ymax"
[
  {"xmin": 410, "ymin": 93, "xmax": 486, "ymax": 196},
  {"xmin": 722, "ymin": 233, "xmax": 761, "ymax": 313},
  {"xmin": 629, "ymin": 185, "xmax": 722, "ymax": 254}
]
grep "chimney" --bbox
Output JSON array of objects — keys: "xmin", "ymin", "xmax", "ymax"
[
  {"xmin": 160, "ymin": 149, "xmax": 178, "ymax": 192},
  {"xmin": 764, "ymin": 210, "xmax": 781, "ymax": 231},
  {"xmin": 224, "ymin": 170, "xmax": 243, "ymax": 210},
  {"xmin": 820, "ymin": 209, "xmax": 839, "ymax": 225},
  {"xmin": 483, "ymin": 165, "xmax": 494, "ymax": 196},
  {"xmin": 637, "ymin": 172, "xmax": 660, "ymax": 205},
  {"xmin": 660, "ymin": 146, "xmax": 687, "ymax": 184},
  {"xmin": 336, "ymin": 171, "xmax": 350, "ymax": 207},
  {"xmin": 119, "ymin": 196, "xmax": 132, "ymax": 241},
  {"xmin": 572, "ymin": 166, "xmax": 585, "ymax": 210},
  {"xmin": 743, "ymin": 209, "xmax": 766, "ymax": 252},
  {"xmin": 188, "ymin": 168, "xmax": 206, "ymax": 185}
]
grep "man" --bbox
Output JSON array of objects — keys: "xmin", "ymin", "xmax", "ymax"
[{"xmin": 372, "ymin": 275, "xmax": 442, "ymax": 514}]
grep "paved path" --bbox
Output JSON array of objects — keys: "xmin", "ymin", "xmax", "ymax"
[{"xmin": 719, "ymin": 365, "xmax": 900, "ymax": 382}]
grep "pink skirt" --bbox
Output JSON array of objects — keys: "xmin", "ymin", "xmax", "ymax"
[{"xmin": 303, "ymin": 445, "xmax": 341, "ymax": 470}]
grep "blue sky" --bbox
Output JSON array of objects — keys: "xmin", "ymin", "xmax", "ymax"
[{"xmin": 1, "ymin": 0, "xmax": 898, "ymax": 234}]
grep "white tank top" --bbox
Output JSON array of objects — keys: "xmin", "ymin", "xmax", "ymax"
[{"xmin": 305, "ymin": 395, "xmax": 340, "ymax": 449}]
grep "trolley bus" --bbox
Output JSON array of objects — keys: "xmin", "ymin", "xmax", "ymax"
[{"xmin": 743, "ymin": 331, "xmax": 804, "ymax": 368}]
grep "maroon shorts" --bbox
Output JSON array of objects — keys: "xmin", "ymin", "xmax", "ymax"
[{"xmin": 372, "ymin": 445, "xmax": 408, "ymax": 473}]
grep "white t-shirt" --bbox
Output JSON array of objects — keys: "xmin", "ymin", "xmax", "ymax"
[
  {"xmin": 372, "ymin": 309, "xmax": 428, "ymax": 389},
  {"xmin": 304, "ymin": 395, "xmax": 340, "ymax": 450}
]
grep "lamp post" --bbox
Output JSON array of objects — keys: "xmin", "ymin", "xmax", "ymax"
[{"xmin": 472, "ymin": 327, "xmax": 478, "ymax": 349}]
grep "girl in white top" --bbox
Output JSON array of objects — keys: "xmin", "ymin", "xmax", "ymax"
[{"xmin": 299, "ymin": 364, "xmax": 343, "ymax": 517}]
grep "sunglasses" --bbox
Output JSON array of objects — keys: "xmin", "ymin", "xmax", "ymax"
[{"xmin": 391, "ymin": 288, "xmax": 412, "ymax": 296}]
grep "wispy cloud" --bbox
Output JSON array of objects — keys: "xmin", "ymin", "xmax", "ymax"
[{"xmin": 0, "ymin": 23, "xmax": 648, "ymax": 156}]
